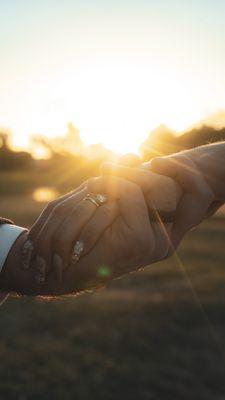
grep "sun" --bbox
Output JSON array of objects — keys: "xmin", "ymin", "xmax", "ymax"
[
  {"xmin": 64, "ymin": 62, "xmax": 202, "ymax": 153},
  {"xmin": 11, "ymin": 60, "xmax": 202, "ymax": 154}
]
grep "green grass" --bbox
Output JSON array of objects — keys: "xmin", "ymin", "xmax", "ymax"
[{"xmin": 1, "ymin": 194, "xmax": 225, "ymax": 399}]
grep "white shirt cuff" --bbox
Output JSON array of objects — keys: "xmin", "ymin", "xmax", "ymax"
[{"xmin": 0, "ymin": 224, "xmax": 27, "ymax": 273}]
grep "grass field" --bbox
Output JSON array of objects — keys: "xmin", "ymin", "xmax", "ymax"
[{"xmin": 1, "ymin": 194, "xmax": 225, "ymax": 399}]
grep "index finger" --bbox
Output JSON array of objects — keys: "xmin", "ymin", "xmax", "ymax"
[{"xmin": 88, "ymin": 176, "xmax": 150, "ymax": 232}]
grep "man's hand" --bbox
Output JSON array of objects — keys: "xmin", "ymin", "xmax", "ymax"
[
  {"xmin": 102, "ymin": 162, "xmax": 182, "ymax": 250},
  {"xmin": 58, "ymin": 175, "xmax": 180, "ymax": 295},
  {"xmin": 0, "ymin": 172, "xmax": 181, "ymax": 296},
  {"xmin": 150, "ymin": 143, "xmax": 225, "ymax": 247},
  {"xmin": 103, "ymin": 142, "xmax": 225, "ymax": 250}
]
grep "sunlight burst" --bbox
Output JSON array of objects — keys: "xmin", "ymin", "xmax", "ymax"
[{"xmin": 10, "ymin": 61, "xmax": 207, "ymax": 154}]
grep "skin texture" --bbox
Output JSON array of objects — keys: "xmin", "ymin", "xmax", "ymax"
[
  {"xmin": 186, "ymin": 142, "xmax": 225, "ymax": 202},
  {"xmin": 103, "ymin": 142, "xmax": 225, "ymax": 250},
  {"xmin": 21, "ymin": 168, "xmax": 181, "ymax": 285},
  {"xmin": 150, "ymin": 151, "xmax": 216, "ymax": 247},
  {"xmin": 4, "ymin": 141, "xmax": 224, "ymax": 297},
  {"xmin": 1, "ymin": 174, "xmax": 179, "ymax": 296},
  {"xmin": 115, "ymin": 155, "xmax": 214, "ymax": 249}
]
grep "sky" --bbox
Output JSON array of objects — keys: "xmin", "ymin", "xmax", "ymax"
[{"xmin": 1, "ymin": 0, "xmax": 225, "ymax": 153}]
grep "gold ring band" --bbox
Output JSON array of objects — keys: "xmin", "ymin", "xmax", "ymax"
[
  {"xmin": 83, "ymin": 193, "xmax": 108, "ymax": 207},
  {"xmin": 84, "ymin": 196, "xmax": 99, "ymax": 207}
]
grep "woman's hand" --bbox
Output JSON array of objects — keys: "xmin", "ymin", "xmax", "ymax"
[
  {"xmin": 4, "ymin": 171, "xmax": 180, "ymax": 296},
  {"xmin": 22, "ymin": 182, "xmax": 119, "ymax": 286},
  {"xmin": 48, "ymin": 175, "xmax": 179, "ymax": 296},
  {"xmin": 102, "ymin": 162, "xmax": 182, "ymax": 251},
  {"xmin": 102, "ymin": 155, "xmax": 216, "ymax": 251},
  {"xmin": 20, "ymin": 183, "xmax": 97, "ymax": 283},
  {"xmin": 20, "ymin": 155, "xmax": 142, "ymax": 278},
  {"xmin": 21, "ymin": 183, "xmax": 87, "ymax": 264},
  {"xmin": 22, "ymin": 158, "xmax": 182, "ymax": 286}
]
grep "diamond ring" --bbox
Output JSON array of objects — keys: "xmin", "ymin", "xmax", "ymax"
[{"xmin": 71, "ymin": 240, "xmax": 84, "ymax": 266}]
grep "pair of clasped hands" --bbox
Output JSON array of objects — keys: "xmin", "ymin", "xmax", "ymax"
[{"xmin": 5, "ymin": 143, "xmax": 223, "ymax": 297}]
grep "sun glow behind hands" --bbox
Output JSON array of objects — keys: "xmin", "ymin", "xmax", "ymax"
[
  {"xmin": 10, "ymin": 59, "xmax": 206, "ymax": 154},
  {"xmin": 1, "ymin": 0, "xmax": 225, "ymax": 154}
]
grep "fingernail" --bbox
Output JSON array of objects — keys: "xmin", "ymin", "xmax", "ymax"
[
  {"xmin": 53, "ymin": 254, "xmax": 63, "ymax": 283},
  {"xmin": 34, "ymin": 256, "xmax": 46, "ymax": 285},
  {"xmin": 71, "ymin": 240, "xmax": 84, "ymax": 266},
  {"xmin": 21, "ymin": 239, "xmax": 34, "ymax": 270}
]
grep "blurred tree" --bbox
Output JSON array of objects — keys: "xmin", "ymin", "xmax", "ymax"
[
  {"xmin": 140, "ymin": 125, "xmax": 178, "ymax": 160},
  {"xmin": 0, "ymin": 130, "xmax": 32, "ymax": 170},
  {"xmin": 0, "ymin": 132, "xmax": 10, "ymax": 149},
  {"xmin": 140, "ymin": 125, "xmax": 225, "ymax": 161}
]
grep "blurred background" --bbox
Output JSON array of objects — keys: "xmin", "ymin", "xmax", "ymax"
[{"xmin": 1, "ymin": 1, "xmax": 225, "ymax": 399}]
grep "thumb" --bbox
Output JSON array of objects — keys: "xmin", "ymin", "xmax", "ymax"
[{"xmin": 150, "ymin": 157, "xmax": 178, "ymax": 178}]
